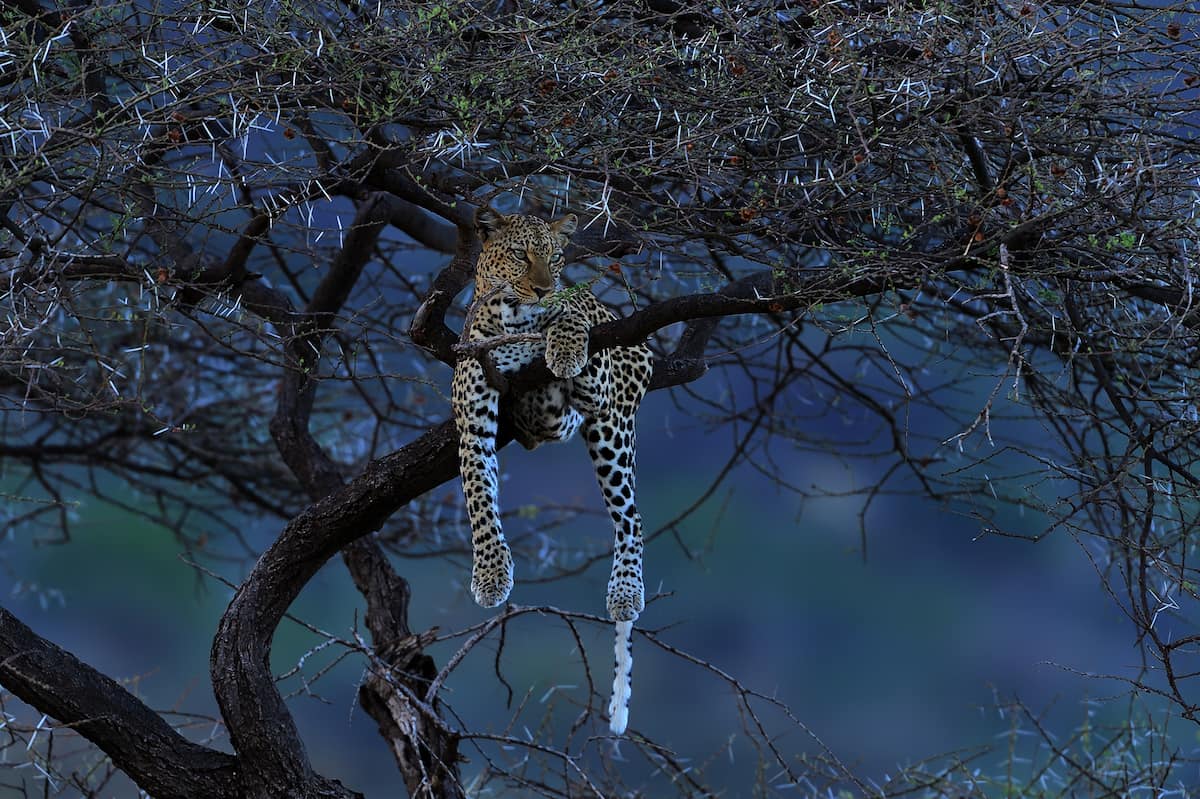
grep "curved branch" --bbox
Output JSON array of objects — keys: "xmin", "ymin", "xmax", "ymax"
[{"xmin": 210, "ymin": 422, "xmax": 461, "ymax": 797}]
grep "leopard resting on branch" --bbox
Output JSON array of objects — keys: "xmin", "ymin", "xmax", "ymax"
[{"xmin": 450, "ymin": 207, "xmax": 653, "ymax": 735}]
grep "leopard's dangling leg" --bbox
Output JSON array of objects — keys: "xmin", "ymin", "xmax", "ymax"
[
  {"xmin": 583, "ymin": 414, "xmax": 646, "ymax": 622},
  {"xmin": 582, "ymin": 412, "xmax": 645, "ymax": 734},
  {"xmin": 451, "ymin": 356, "xmax": 514, "ymax": 608}
]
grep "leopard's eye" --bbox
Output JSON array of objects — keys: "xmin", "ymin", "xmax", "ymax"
[
  {"xmin": 511, "ymin": 247, "xmax": 529, "ymax": 261},
  {"xmin": 549, "ymin": 251, "xmax": 564, "ymax": 264}
]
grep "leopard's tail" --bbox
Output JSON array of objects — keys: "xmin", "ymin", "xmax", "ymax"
[{"xmin": 608, "ymin": 620, "xmax": 634, "ymax": 735}]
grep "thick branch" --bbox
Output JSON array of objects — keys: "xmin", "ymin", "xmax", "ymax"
[
  {"xmin": 387, "ymin": 196, "xmax": 459, "ymax": 254},
  {"xmin": 0, "ymin": 606, "xmax": 240, "ymax": 799},
  {"xmin": 592, "ymin": 269, "xmax": 901, "ymax": 354},
  {"xmin": 211, "ymin": 422, "xmax": 461, "ymax": 797}
]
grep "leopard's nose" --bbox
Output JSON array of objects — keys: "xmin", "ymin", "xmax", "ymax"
[{"xmin": 533, "ymin": 285, "xmax": 552, "ymax": 299}]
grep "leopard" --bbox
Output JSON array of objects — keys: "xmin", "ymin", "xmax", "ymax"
[{"xmin": 450, "ymin": 207, "xmax": 653, "ymax": 735}]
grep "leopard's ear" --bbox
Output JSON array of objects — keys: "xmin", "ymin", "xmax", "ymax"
[
  {"xmin": 550, "ymin": 212, "xmax": 577, "ymax": 246},
  {"xmin": 475, "ymin": 206, "xmax": 509, "ymax": 243}
]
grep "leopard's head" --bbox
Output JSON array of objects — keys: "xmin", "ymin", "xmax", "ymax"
[{"xmin": 474, "ymin": 208, "xmax": 577, "ymax": 304}]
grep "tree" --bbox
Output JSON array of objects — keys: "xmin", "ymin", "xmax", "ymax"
[{"xmin": 1, "ymin": 0, "xmax": 1198, "ymax": 796}]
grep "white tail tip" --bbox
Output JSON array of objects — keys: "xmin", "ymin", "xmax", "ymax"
[{"xmin": 608, "ymin": 620, "xmax": 634, "ymax": 735}]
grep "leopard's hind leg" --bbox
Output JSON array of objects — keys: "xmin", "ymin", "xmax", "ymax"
[{"xmin": 582, "ymin": 413, "xmax": 645, "ymax": 623}]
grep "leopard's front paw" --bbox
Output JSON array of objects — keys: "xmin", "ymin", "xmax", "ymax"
[
  {"xmin": 546, "ymin": 346, "xmax": 587, "ymax": 379},
  {"xmin": 471, "ymin": 545, "xmax": 514, "ymax": 608},
  {"xmin": 606, "ymin": 574, "xmax": 645, "ymax": 623}
]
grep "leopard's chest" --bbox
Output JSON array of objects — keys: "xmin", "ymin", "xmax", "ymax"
[
  {"xmin": 498, "ymin": 299, "xmax": 544, "ymax": 333},
  {"xmin": 491, "ymin": 298, "xmax": 571, "ymax": 336}
]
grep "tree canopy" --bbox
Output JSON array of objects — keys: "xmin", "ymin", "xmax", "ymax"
[{"xmin": 1, "ymin": 0, "xmax": 1199, "ymax": 796}]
